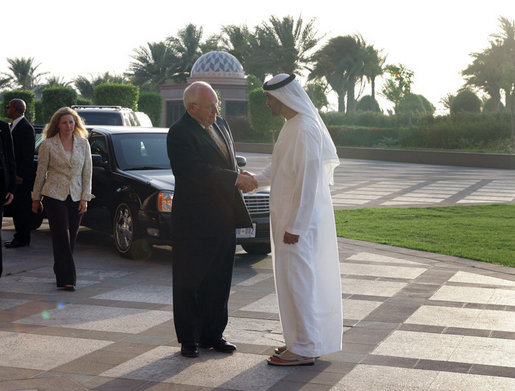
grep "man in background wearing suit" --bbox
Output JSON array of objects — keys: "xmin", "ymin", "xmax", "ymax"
[
  {"xmin": 0, "ymin": 120, "xmax": 16, "ymax": 276},
  {"xmin": 5, "ymin": 99, "xmax": 35, "ymax": 248},
  {"xmin": 167, "ymin": 81, "xmax": 256, "ymax": 358}
]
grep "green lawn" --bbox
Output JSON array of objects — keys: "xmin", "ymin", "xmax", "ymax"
[{"xmin": 334, "ymin": 204, "xmax": 515, "ymax": 267}]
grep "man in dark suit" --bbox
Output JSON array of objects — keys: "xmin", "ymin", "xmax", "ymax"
[
  {"xmin": 5, "ymin": 99, "xmax": 35, "ymax": 248},
  {"xmin": 0, "ymin": 120, "xmax": 16, "ymax": 276},
  {"xmin": 167, "ymin": 81, "xmax": 256, "ymax": 358}
]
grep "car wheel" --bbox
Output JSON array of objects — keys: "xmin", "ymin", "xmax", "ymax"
[
  {"xmin": 241, "ymin": 243, "xmax": 271, "ymax": 255},
  {"xmin": 113, "ymin": 201, "xmax": 152, "ymax": 259}
]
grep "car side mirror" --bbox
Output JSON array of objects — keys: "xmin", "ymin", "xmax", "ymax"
[
  {"xmin": 92, "ymin": 154, "xmax": 108, "ymax": 168},
  {"xmin": 236, "ymin": 155, "xmax": 247, "ymax": 167}
]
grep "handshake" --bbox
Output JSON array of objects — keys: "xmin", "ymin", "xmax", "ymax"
[{"xmin": 236, "ymin": 171, "xmax": 258, "ymax": 193}]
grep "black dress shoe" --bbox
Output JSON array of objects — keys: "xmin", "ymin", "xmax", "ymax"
[
  {"xmin": 5, "ymin": 240, "xmax": 29, "ymax": 248},
  {"xmin": 180, "ymin": 344, "xmax": 199, "ymax": 358},
  {"xmin": 200, "ymin": 338, "xmax": 236, "ymax": 352}
]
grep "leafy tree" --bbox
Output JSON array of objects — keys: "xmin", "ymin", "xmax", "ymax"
[
  {"xmin": 246, "ymin": 74, "xmax": 262, "ymax": 93},
  {"xmin": 248, "ymin": 88, "xmax": 284, "ymax": 142},
  {"xmin": 306, "ymin": 79, "xmax": 329, "ymax": 110},
  {"xmin": 381, "ymin": 64, "xmax": 414, "ymax": 112},
  {"xmin": 2, "ymin": 57, "xmax": 47, "ymax": 91},
  {"xmin": 310, "ymin": 35, "xmax": 364, "ymax": 112}
]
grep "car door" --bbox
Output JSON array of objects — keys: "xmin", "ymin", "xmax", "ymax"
[{"xmin": 83, "ymin": 132, "xmax": 113, "ymax": 231}]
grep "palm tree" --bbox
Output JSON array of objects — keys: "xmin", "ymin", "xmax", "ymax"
[
  {"xmin": 361, "ymin": 41, "xmax": 385, "ymax": 100},
  {"xmin": 256, "ymin": 15, "xmax": 321, "ymax": 77},
  {"xmin": 167, "ymin": 24, "xmax": 204, "ymax": 83},
  {"xmin": 310, "ymin": 35, "xmax": 364, "ymax": 112},
  {"xmin": 127, "ymin": 41, "xmax": 177, "ymax": 92},
  {"xmin": 221, "ymin": 25, "xmax": 268, "ymax": 80},
  {"xmin": 3, "ymin": 57, "xmax": 47, "ymax": 90}
]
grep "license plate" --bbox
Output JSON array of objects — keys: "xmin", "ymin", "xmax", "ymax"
[{"xmin": 236, "ymin": 223, "xmax": 256, "ymax": 238}]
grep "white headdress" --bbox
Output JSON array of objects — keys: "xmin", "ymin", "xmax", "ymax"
[{"xmin": 263, "ymin": 74, "xmax": 340, "ymax": 185}]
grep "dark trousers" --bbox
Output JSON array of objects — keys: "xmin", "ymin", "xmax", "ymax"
[
  {"xmin": 12, "ymin": 187, "xmax": 32, "ymax": 244},
  {"xmin": 172, "ymin": 232, "xmax": 236, "ymax": 345},
  {"xmin": 43, "ymin": 196, "xmax": 82, "ymax": 286},
  {"xmin": 0, "ymin": 206, "xmax": 3, "ymax": 277}
]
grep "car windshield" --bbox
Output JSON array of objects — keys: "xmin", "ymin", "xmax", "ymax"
[
  {"xmin": 79, "ymin": 111, "xmax": 123, "ymax": 126},
  {"xmin": 111, "ymin": 133, "xmax": 170, "ymax": 170}
]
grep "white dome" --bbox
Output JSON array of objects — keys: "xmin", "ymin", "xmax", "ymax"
[{"xmin": 191, "ymin": 51, "xmax": 244, "ymax": 78}]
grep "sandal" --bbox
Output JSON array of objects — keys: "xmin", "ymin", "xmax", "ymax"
[
  {"xmin": 274, "ymin": 345, "xmax": 287, "ymax": 355},
  {"xmin": 266, "ymin": 349, "xmax": 315, "ymax": 366}
]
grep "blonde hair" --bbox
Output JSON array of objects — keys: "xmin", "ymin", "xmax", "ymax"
[{"xmin": 43, "ymin": 107, "xmax": 88, "ymax": 139}]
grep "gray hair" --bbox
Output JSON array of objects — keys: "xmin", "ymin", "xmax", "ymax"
[{"xmin": 183, "ymin": 81, "xmax": 214, "ymax": 108}]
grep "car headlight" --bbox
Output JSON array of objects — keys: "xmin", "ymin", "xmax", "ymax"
[{"xmin": 158, "ymin": 192, "xmax": 173, "ymax": 212}]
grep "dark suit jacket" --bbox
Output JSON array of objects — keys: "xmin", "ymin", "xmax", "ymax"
[
  {"xmin": 11, "ymin": 117, "xmax": 36, "ymax": 191},
  {"xmin": 0, "ymin": 121, "xmax": 16, "ymax": 199},
  {"xmin": 167, "ymin": 112, "xmax": 252, "ymax": 240}
]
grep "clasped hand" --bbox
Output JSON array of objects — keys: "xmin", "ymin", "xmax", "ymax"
[{"xmin": 236, "ymin": 171, "xmax": 258, "ymax": 193}]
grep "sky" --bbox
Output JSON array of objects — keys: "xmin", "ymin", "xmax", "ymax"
[{"xmin": 1, "ymin": 0, "xmax": 513, "ymax": 114}]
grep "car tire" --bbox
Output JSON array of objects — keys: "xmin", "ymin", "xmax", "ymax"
[
  {"xmin": 241, "ymin": 243, "xmax": 271, "ymax": 255},
  {"xmin": 113, "ymin": 201, "xmax": 152, "ymax": 259}
]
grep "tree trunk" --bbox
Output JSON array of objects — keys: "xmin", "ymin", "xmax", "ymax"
[
  {"xmin": 347, "ymin": 83, "xmax": 356, "ymax": 113},
  {"xmin": 371, "ymin": 77, "xmax": 376, "ymax": 100},
  {"xmin": 337, "ymin": 92, "xmax": 346, "ymax": 113}
]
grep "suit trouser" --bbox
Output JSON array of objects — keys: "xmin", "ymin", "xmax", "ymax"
[
  {"xmin": 172, "ymin": 232, "xmax": 236, "ymax": 344},
  {"xmin": 0, "ymin": 207, "xmax": 3, "ymax": 277},
  {"xmin": 43, "ymin": 196, "xmax": 82, "ymax": 286},
  {"xmin": 12, "ymin": 186, "xmax": 32, "ymax": 244}
]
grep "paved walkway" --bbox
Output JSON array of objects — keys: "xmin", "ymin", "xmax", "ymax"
[
  {"xmin": 244, "ymin": 153, "xmax": 515, "ymax": 209},
  {"xmin": 0, "ymin": 157, "xmax": 514, "ymax": 390}
]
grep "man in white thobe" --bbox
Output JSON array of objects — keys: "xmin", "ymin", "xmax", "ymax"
[{"xmin": 252, "ymin": 74, "xmax": 343, "ymax": 366}]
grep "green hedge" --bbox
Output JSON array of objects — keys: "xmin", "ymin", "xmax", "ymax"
[
  {"xmin": 2, "ymin": 90, "xmax": 36, "ymax": 122},
  {"xmin": 138, "ymin": 92, "xmax": 162, "ymax": 126},
  {"xmin": 325, "ymin": 112, "xmax": 511, "ymax": 151},
  {"xmin": 94, "ymin": 83, "xmax": 139, "ymax": 110},
  {"xmin": 41, "ymin": 87, "xmax": 77, "ymax": 123}
]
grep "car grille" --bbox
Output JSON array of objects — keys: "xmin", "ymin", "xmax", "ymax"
[{"xmin": 244, "ymin": 194, "xmax": 270, "ymax": 216}]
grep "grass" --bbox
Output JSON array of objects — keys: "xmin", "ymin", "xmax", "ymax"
[{"xmin": 334, "ymin": 204, "xmax": 515, "ymax": 267}]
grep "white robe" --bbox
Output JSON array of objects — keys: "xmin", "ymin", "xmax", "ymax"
[{"xmin": 255, "ymin": 114, "xmax": 343, "ymax": 357}]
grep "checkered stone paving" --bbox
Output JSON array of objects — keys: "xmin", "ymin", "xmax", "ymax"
[{"xmin": 0, "ymin": 154, "xmax": 514, "ymax": 390}]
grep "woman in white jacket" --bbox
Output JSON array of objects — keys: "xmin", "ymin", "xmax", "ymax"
[{"xmin": 31, "ymin": 107, "xmax": 93, "ymax": 291}]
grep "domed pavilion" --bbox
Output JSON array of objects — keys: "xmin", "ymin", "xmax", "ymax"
[{"xmin": 159, "ymin": 51, "xmax": 248, "ymax": 127}]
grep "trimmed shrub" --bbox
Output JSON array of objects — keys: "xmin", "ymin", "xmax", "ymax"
[
  {"xmin": 397, "ymin": 93, "xmax": 435, "ymax": 115},
  {"xmin": 450, "ymin": 89, "xmax": 481, "ymax": 115},
  {"xmin": 2, "ymin": 90, "xmax": 36, "ymax": 122},
  {"xmin": 34, "ymin": 100, "xmax": 43, "ymax": 124},
  {"xmin": 41, "ymin": 87, "xmax": 77, "ymax": 123},
  {"xmin": 76, "ymin": 96, "xmax": 93, "ymax": 106},
  {"xmin": 248, "ymin": 88, "xmax": 283, "ymax": 140},
  {"xmin": 138, "ymin": 92, "xmax": 162, "ymax": 127},
  {"xmin": 94, "ymin": 83, "xmax": 139, "ymax": 110},
  {"xmin": 356, "ymin": 95, "xmax": 381, "ymax": 112}
]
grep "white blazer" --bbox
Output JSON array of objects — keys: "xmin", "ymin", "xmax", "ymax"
[{"xmin": 32, "ymin": 135, "xmax": 94, "ymax": 202}]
